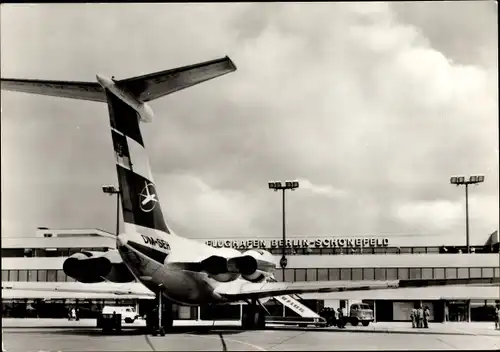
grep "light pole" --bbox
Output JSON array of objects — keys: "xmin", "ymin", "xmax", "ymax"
[
  {"xmin": 102, "ymin": 185, "xmax": 121, "ymax": 236},
  {"xmin": 450, "ymin": 175, "xmax": 485, "ymax": 254},
  {"xmin": 268, "ymin": 180, "xmax": 299, "ymax": 280}
]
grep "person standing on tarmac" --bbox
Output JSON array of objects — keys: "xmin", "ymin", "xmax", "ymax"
[
  {"xmin": 495, "ymin": 306, "xmax": 500, "ymax": 330},
  {"xmin": 423, "ymin": 306, "xmax": 430, "ymax": 328},
  {"xmin": 417, "ymin": 306, "xmax": 424, "ymax": 328},
  {"xmin": 337, "ymin": 308, "xmax": 345, "ymax": 328},
  {"xmin": 410, "ymin": 307, "xmax": 417, "ymax": 328}
]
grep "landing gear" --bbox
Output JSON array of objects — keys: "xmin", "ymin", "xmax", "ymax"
[
  {"xmin": 146, "ymin": 290, "xmax": 173, "ymax": 336},
  {"xmin": 242, "ymin": 299, "xmax": 266, "ymax": 330}
]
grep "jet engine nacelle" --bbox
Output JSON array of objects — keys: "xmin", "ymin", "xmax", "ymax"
[
  {"xmin": 63, "ymin": 250, "xmax": 135, "ymax": 284},
  {"xmin": 238, "ymin": 249, "xmax": 276, "ymax": 283},
  {"xmin": 200, "ymin": 255, "xmax": 240, "ymax": 282},
  {"xmin": 200, "ymin": 250, "xmax": 276, "ymax": 283}
]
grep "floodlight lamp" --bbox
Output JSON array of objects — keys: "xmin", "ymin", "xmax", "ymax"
[
  {"xmin": 450, "ymin": 177, "xmax": 457, "ymax": 184},
  {"xmin": 268, "ymin": 182, "xmax": 275, "ymax": 189},
  {"xmin": 102, "ymin": 185, "xmax": 118, "ymax": 194},
  {"xmin": 275, "ymin": 181, "xmax": 282, "ymax": 189},
  {"xmin": 292, "ymin": 181, "xmax": 299, "ymax": 188},
  {"xmin": 285, "ymin": 181, "xmax": 293, "ymax": 188},
  {"xmin": 458, "ymin": 177, "xmax": 465, "ymax": 183},
  {"xmin": 469, "ymin": 176, "xmax": 477, "ymax": 183},
  {"xmin": 478, "ymin": 175, "xmax": 485, "ymax": 182}
]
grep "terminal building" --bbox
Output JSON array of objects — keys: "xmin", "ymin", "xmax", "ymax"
[{"xmin": 2, "ymin": 227, "xmax": 499, "ymax": 323}]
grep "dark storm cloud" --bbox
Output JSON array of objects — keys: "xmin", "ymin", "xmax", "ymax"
[{"xmin": 1, "ymin": 3, "xmax": 497, "ymax": 242}]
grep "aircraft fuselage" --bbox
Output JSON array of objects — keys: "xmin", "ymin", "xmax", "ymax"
[{"xmin": 116, "ymin": 231, "xmax": 243, "ymax": 305}]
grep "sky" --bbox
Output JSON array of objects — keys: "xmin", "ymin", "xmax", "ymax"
[{"xmin": 1, "ymin": 2, "xmax": 498, "ymax": 243}]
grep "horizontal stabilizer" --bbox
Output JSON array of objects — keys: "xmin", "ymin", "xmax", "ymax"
[
  {"xmin": 119, "ymin": 56, "xmax": 237, "ymax": 102},
  {"xmin": 1, "ymin": 56, "xmax": 236, "ymax": 103},
  {"xmin": 1, "ymin": 79, "xmax": 105, "ymax": 102}
]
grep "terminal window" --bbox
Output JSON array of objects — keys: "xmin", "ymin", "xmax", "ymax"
[
  {"xmin": 329, "ymin": 268, "xmax": 340, "ymax": 280},
  {"xmin": 18, "ymin": 270, "xmax": 27, "ymax": 281},
  {"xmin": 374, "ymin": 268, "xmax": 386, "ymax": 280},
  {"xmin": 306, "ymin": 268, "xmax": 317, "ymax": 281},
  {"xmin": 446, "ymin": 268, "xmax": 458, "ymax": 279},
  {"xmin": 28, "ymin": 270, "xmax": 37, "ymax": 282},
  {"xmin": 352, "ymin": 268, "xmax": 363, "ymax": 281},
  {"xmin": 284, "ymin": 269, "xmax": 294, "ymax": 282},
  {"xmin": 422, "ymin": 268, "xmax": 433, "ymax": 280},
  {"xmin": 458, "ymin": 268, "xmax": 469, "ymax": 279},
  {"xmin": 363, "ymin": 268, "xmax": 375, "ymax": 280},
  {"xmin": 470, "ymin": 268, "xmax": 482, "ymax": 278},
  {"xmin": 397, "ymin": 268, "xmax": 409, "ymax": 280},
  {"xmin": 434, "ymin": 268, "xmax": 445, "ymax": 279},
  {"xmin": 386, "ymin": 268, "xmax": 398, "ymax": 280},
  {"xmin": 317, "ymin": 268, "xmax": 329, "ymax": 281},
  {"xmin": 409, "ymin": 268, "xmax": 422, "ymax": 279},
  {"xmin": 295, "ymin": 269, "xmax": 306, "ymax": 281},
  {"xmin": 482, "ymin": 268, "xmax": 494, "ymax": 278},
  {"xmin": 340, "ymin": 268, "xmax": 351, "ymax": 280}
]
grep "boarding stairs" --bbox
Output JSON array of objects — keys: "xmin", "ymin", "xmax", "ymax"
[{"xmin": 265, "ymin": 277, "xmax": 327, "ymax": 327}]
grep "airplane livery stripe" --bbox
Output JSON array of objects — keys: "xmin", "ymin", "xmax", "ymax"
[
  {"xmin": 111, "ymin": 130, "xmax": 133, "ymax": 170},
  {"xmin": 125, "ymin": 135, "xmax": 153, "ymax": 181},
  {"xmin": 105, "ymin": 90, "xmax": 144, "ymax": 146}
]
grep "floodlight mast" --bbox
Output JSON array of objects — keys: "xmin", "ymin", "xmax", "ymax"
[
  {"xmin": 268, "ymin": 180, "xmax": 300, "ymax": 279},
  {"xmin": 102, "ymin": 185, "xmax": 121, "ymax": 236},
  {"xmin": 449, "ymin": 175, "xmax": 485, "ymax": 254}
]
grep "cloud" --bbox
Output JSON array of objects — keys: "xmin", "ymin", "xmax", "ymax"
[
  {"xmin": 1, "ymin": 3, "xmax": 498, "ymax": 241},
  {"xmin": 393, "ymin": 200, "xmax": 463, "ymax": 232},
  {"xmin": 298, "ymin": 179, "xmax": 349, "ymax": 199}
]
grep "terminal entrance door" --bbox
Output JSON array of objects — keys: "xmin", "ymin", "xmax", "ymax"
[{"xmin": 448, "ymin": 300, "xmax": 469, "ymax": 322}]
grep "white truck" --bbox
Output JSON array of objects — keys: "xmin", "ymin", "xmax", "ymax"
[{"xmin": 102, "ymin": 306, "xmax": 139, "ymax": 323}]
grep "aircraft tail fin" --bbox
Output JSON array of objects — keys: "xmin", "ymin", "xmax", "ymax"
[
  {"xmin": 1, "ymin": 56, "xmax": 238, "ymax": 238},
  {"xmin": 105, "ymin": 89, "xmax": 171, "ymax": 235}
]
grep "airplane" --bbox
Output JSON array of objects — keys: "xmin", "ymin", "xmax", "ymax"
[{"xmin": 2, "ymin": 55, "xmax": 499, "ymax": 335}]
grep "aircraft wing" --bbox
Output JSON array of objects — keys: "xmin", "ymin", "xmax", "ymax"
[
  {"xmin": 215, "ymin": 277, "xmax": 500, "ymax": 301},
  {"xmin": 2, "ymin": 282, "xmax": 155, "ymax": 300},
  {"xmin": 1, "ymin": 56, "xmax": 236, "ymax": 103}
]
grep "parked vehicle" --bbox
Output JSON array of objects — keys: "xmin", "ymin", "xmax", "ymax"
[
  {"xmin": 96, "ymin": 306, "xmax": 139, "ymax": 333},
  {"xmin": 102, "ymin": 306, "xmax": 139, "ymax": 324},
  {"xmin": 346, "ymin": 303, "xmax": 374, "ymax": 326}
]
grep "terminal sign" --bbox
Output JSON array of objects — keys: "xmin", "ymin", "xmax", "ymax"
[{"xmin": 205, "ymin": 237, "xmax": 389, "ymax": 250}]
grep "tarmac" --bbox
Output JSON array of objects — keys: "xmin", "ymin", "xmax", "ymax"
[{"xmin": 2, "ymin": 319, "xmax": 499, "ymax": 351}]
